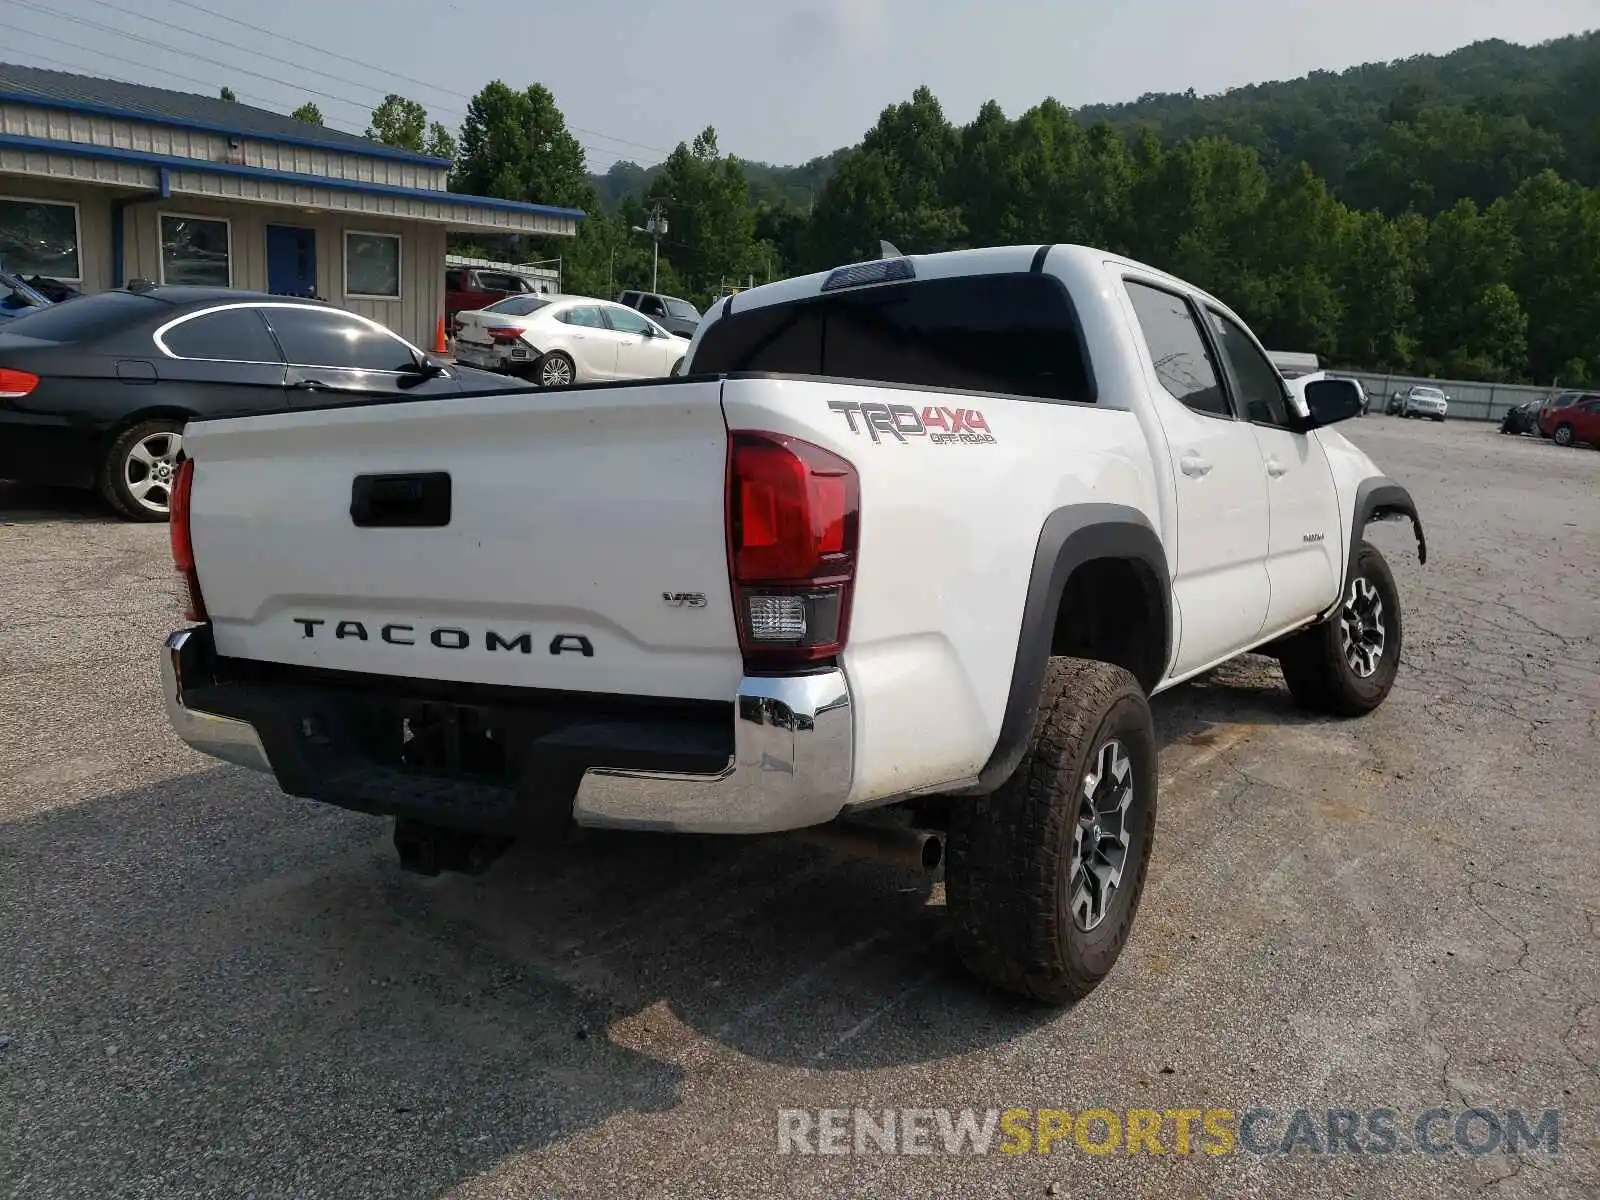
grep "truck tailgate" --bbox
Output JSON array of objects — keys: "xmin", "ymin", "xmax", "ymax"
[{"xmin": 183, "ymin": 381, "xmax": 742, "ymax": 700}]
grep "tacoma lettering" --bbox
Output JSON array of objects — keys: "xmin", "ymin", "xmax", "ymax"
[{"xmin": 291, "ymin": 619, "xmax": 591, "ymax": 657}]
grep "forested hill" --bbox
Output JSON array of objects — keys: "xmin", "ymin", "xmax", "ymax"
[
  {"xmin": 591, "ymin": 149, "xmax": 847, "ymax": 213},
  {"xmin": 1077, "ymin": 33, "xmax": 1600, "ymax": 214},
  {"xmin": 592, "ymin": 32, "xmax": 1599, "ymax": 218}
]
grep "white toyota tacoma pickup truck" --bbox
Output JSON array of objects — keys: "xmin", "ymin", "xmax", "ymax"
[{"xmin": 161, "ymin": 245, "xmax": 1425, "ymax": 1003}]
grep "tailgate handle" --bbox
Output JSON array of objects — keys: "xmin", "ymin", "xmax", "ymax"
[{"xmin": 350, "ymin": 472, "xmax": 451, "ymax": 528}]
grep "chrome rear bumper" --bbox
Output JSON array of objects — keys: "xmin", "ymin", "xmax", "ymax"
[
  {"xmin": 162, "ymin": 629, "xmax": 272, "ymax": 774},
  {"xmin": 161, "ymin": 627, "xmax": 854, "ymax": 834}
]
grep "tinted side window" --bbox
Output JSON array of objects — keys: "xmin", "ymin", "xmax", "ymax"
[
  {"xmin": 162, "ymin": 307, "xmax": 283, "ymax": 362},
  {"xmin": 558, "ymin": 305, "xmax": 606, "ymax": 329},
  {"xmin": 605, "ymin": 306, "xmax": 653, "ymax": 335},
  {"xmin": 1124, "ymin": 282, "xmax": 1228, "ymax": 417},
  {"xmin": 640, "ymin": 296, "xmax": 666, "ymax": 316},
  {"xmin": 446, "ymin": 270, "xmax": 465, "ymax": 290},
  {"xmin": 690, "ymin": 274, "xmax": 1091, "ymax": 403},
  {"xmin": 619, "ymin": 292, "xmax": 639, "ymax": 306},
  {"xmin": 264, "ymin": 307, "xmax": 416, "ymax": 371},
  {"xmin": 1206, "ymin": 308, "xmax": 1290, "ymax": 426}
]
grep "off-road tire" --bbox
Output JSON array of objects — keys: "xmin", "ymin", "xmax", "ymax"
[
  {"xmin": 100, "ymin": 418, "xmax": 184, "ymax": 522},
  {"xmin": 945, "ymin": 658, "xmax": 1157, "ymax": 1005},
  {"xmin": 1278, "ymin": 541, "xmax": 1402, "ymax": 717}
]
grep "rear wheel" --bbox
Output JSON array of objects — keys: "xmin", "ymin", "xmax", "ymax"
[
  {"xmin": 1553, "ymin": 423, "xmax": 1575, "ymax": 447},
  {"xmin": 945, "ymin": 658, "xmax": 1157, "ymax": 1004},
  {"xmin": 100, "ymin": 419, "xmax": 185, "ymax": 522},
  {"xmin": 537, "ymin": 351, "xmax": 576, "ymax": 388},
  {"xmin": 1278, "ymin": 541, "xmax": 1402, "ymax": 717}
]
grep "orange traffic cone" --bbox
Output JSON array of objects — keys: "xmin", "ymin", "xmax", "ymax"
[{"xmin": 434, "ymin": 316, "xmax": 448, "ymax": 355}]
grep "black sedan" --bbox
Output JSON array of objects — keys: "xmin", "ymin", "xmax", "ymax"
[
  {"xmin": 0, "ymin": 284, "xmax": 524, "ymax": 520},
  {"xmin": 1499, "ymin": 397, "xmax": 1545, "ymax": 436}
]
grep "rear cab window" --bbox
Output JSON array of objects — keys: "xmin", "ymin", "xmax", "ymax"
[{"xmin": 689, "ymin": 273, "xmax": 1093, "ymax": 404}]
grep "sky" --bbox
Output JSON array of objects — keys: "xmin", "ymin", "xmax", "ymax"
[{"xmin": 4, "ymin": 0, "xmax": 1597, "ymax": 170}]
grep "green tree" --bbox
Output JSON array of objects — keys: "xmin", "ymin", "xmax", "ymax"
[
  {"xmin": 366, "ymin": 94, "xmax": 430, "ymax": 152},
  {"xmin": 289, "ymin": 102, "xmax": 323, "ymax": 126},
  {"xmin": 425, "ymin": 121, "xmax": 457, "ymax": 161},
  {"xmin": 646, "ymin": 127, "xmax": 759, "ymax": 302},
  {"xmin": 219, "ymin": 86, "xmax": 236, "ymax": 102},
  {"xmin": 807, "ymin": 87, "xmax": 963, "ymax": 266},
  {"xmin": 453, "ymin": 82, "xmax": 593, "ymax": 210}
]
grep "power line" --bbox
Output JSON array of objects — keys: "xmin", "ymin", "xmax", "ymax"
[
  {"xmin": 0, "ymin": 19, "xmax": 360, "ymax": 131},
  {"xmin": 15, "ymin": 0, "xmax": 676, "ymax": 162},
  {"xmin": 8, "ymin": 0, "xmax": 378, "ymax": 121},
  {"xmin": 147, "ymin": 0, "xmax": 675, "ymax": 156}
]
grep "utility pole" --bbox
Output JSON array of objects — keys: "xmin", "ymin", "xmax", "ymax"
[{"xmin": 631, "ymin": 205, "xmax": 667, "ymax": 293}]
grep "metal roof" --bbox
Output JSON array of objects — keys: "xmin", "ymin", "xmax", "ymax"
[{"xmin": 0, "ymin": 61, "xmax": 451, "ymax": 167}]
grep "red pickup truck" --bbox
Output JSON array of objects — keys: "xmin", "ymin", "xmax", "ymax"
[{"xmin": 446, "ymin": 268, "xmax": 544, "ymax": 332}]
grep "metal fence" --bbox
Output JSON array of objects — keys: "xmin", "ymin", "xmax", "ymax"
[{"xmin": 1331, "ymin": 370, "xmax": 1557, "ymax": 423}]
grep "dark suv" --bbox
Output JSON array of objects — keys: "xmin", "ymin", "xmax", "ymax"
[{"xmin": 616, "ymin": 291, "xmax": 701, "ymax": 338}]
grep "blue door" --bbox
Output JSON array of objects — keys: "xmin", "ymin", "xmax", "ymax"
[{"xmin": 266, "ymin": 226, "xmax": 317, "ymax": 298}]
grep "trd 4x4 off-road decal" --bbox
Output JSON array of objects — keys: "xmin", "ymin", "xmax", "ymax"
[{"xmin": 828, "ymin": 400, "xmax": 997, "ymax": 446}]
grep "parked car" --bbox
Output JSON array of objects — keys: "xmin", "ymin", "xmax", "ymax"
[
  {"xmin": 1326, "ymin": 373, "xmax": 1369, "ymax": 415},
  {"xmin": 446, "ymin": 267, "xmax": 544, "ymax": 330},
  {"xmin": 453, "ymin": 294, "xmax": 690, "ymax": 386},
  {"xmin": 161, "ymin": 244, "xmax": 1424, "ymax": 1004},
  {"xmin": 0, "ymin": 284, "xmax": 522, "ymax": 521},
  {"xmin": 1537, "ymin": 391, "xmax": 1600, "ymax": 448},
  {"xmin": 1499, "ymin": 396, "xmax": 1546, "ymax": 435},
  {"xmin": 1388, "ymin": 385, "xmax": 1449, "ymax": 420},
  {"xmin": 616, "ymin": 290, "xmax": 702, "ymax": 338},
  {"xmin": 0, "ymin": 270, "xmax": 52, "ymax": 324}
]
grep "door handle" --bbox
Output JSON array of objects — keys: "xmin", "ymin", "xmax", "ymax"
[
  {"xmin": 1180, "ymin": 453, "xmax": 1213, "ymax": 478},
  {"xmin": 290, "ymin": 379, "xmax": 327, "ymax": 391},
  {"xmin": 1266, "ymin": 458, "xmax": 1289, "ymax": 478}
]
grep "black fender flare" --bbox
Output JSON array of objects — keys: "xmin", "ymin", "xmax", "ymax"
[
  {"xmin": 1332, "ymin": 476, "xmax": 1426, "ymax": 614},
  {"xmin": 964, "ymin": 504, "xmax": 1171, "ymax": 795}
]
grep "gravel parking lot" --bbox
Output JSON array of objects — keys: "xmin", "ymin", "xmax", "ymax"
[{"xmin": 1, "ymin": 416, "xmax": 1595, "ymax": 1199}]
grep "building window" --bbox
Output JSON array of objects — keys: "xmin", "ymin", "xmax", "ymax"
[
  {"xmin": 345, "ymin": 231, "xmax": 401, "ymax": 299},
  {"xmin": 160, "ymin": 214, "xmax": 232, "ymax": 286},
  {"xmin": 0, "ymin": 198, "xmax": 82, "ymax": 281}
]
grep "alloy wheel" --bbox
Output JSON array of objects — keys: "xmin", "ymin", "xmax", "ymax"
[
  {"xmin": 1340, "ymin": 576, "xmax": 1386, "ymax": 679},
  {"xmin": 541, "ymin": 356, "xmax": 573, "ymax": 387},
  {"xmin": 1068, "ymin": 739, "xmax": 1135, "ymax": 931},
  {"xmin": 124, "ymin": 430, "xmax": 184, "ymax": 516}
]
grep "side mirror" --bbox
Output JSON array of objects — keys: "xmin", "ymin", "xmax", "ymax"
[
  {"xmin": 1303, "ymin": 378, "xmax": 1363, "ymax": 428},
  {"xmin": 410, "ymin": 354, "xmax": 446, "ymax": 377}
]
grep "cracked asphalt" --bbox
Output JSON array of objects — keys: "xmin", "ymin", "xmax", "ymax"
[{"xmin": 1, "ymin": 415, "xmax": 1596, "ymax": 1199}]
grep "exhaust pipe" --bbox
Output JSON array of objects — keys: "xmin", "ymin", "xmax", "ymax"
[{"xmin": 795, "ymin": 820, "xmax": 944, "ymax": 873}]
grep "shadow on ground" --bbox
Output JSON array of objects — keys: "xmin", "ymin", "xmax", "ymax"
[
  {"xmin": 0, "ymin": 482, "xmax": 121, "ymax": 525},
  {"xmin": 0, "ymin": 661, "xmax": 1318, "ymax": 1196}
]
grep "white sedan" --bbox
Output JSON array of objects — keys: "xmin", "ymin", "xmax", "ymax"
[{"xmin": 453, "ymin": 294, "xmax": 690, "ymax": 387}]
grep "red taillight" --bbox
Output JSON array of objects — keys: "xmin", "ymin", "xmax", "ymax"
[
  {"xmin": 169, "ymin": 458, "xmax": 206, "ymax": 621},
  {"xmin": 0, "ymin": 368, "xmax": 39, "ymax": 399},
  {"xmin": 726, "ymin": 431, "xmax": 859, "ymax": 666},
  {"xmin": 486, "ymin": 326, "xmax": 524, "ymax": 344}
]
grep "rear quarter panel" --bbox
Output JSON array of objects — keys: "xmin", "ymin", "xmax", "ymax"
[{"xmin": 721, "ymin": 376, "xmax": 1158, "ymax": 804}]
